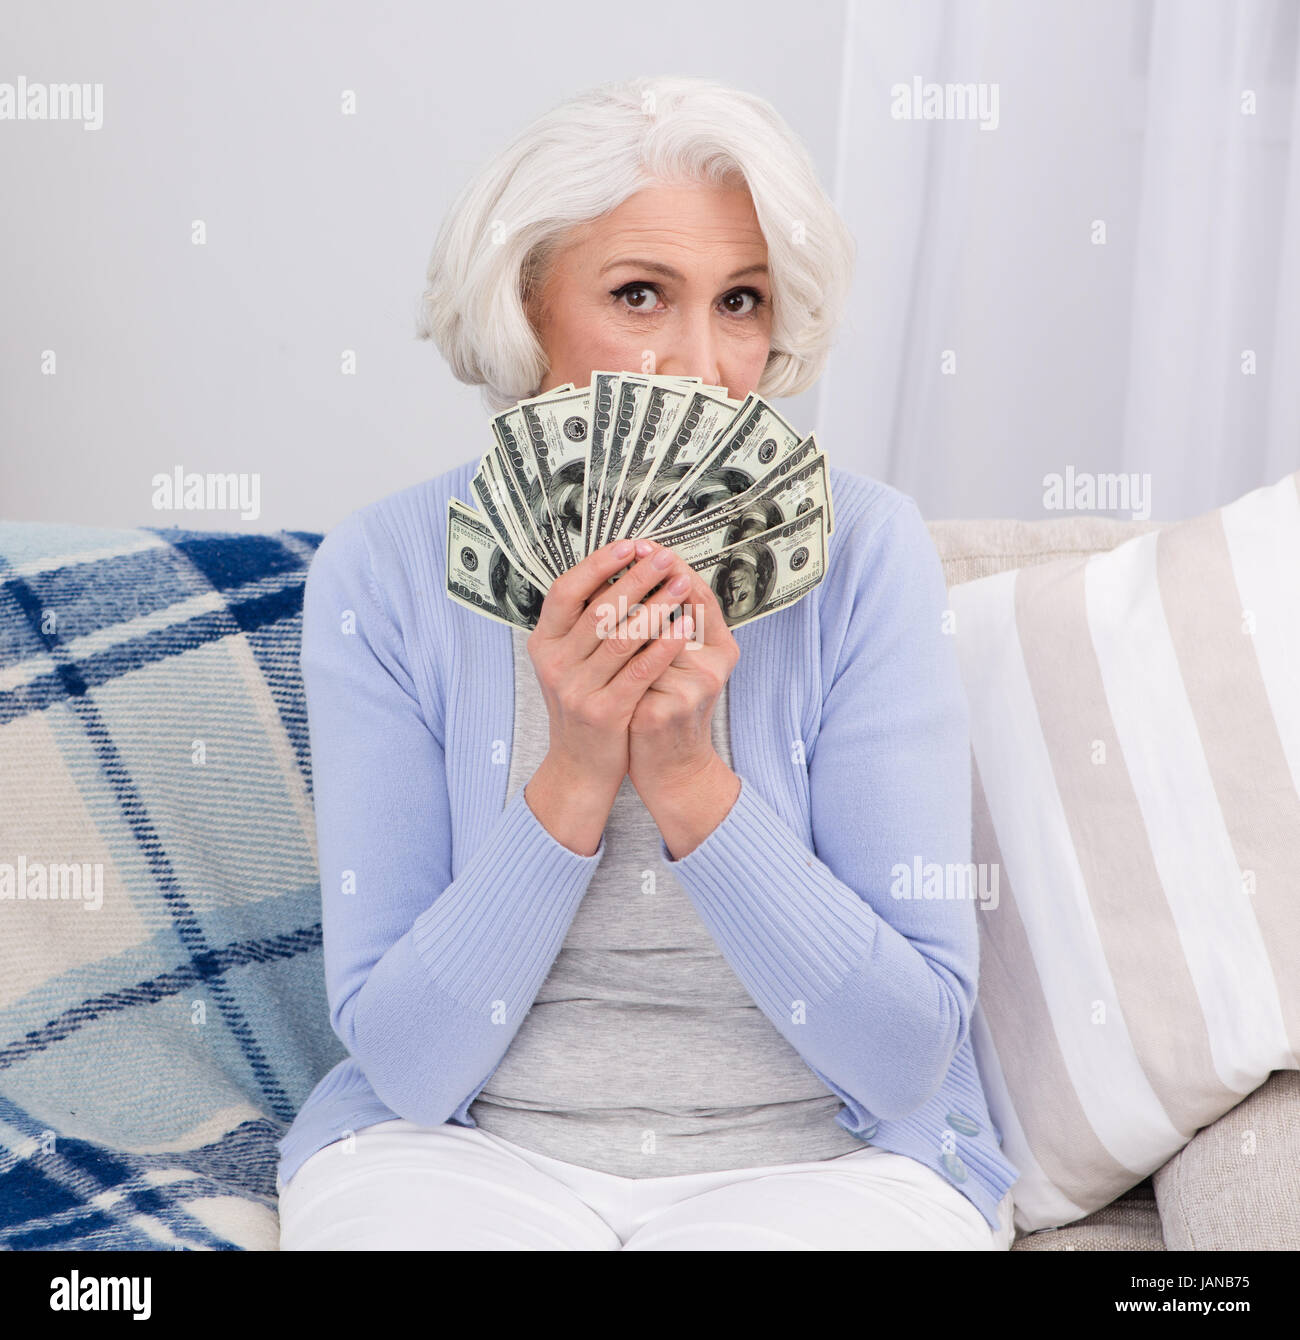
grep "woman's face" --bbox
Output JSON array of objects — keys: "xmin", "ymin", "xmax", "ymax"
[{"xmin": 526, "ymin": 180, "xmax": 773, "ymax": 400}]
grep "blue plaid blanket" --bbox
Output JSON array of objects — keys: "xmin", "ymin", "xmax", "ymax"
[{"xmin": 0, "ymin": 522, "xmax": 343, "ymax": 1250}]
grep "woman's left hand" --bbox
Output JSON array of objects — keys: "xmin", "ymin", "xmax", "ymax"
[{"xmin": 626, "ymin": 543, "xmax": 742, "ymax": 854}]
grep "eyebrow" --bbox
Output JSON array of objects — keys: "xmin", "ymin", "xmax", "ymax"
[{"xmin": 598, "ymin": 258, "xmax": 769, "ymax": 283}]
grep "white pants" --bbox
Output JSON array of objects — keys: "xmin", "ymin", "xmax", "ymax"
[{"xmin": 278, "ymin": 1118, "xmax": 1015, "ymax": 1251}]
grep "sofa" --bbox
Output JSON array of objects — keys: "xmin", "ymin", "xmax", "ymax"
[{"xmin": 0, "ymin": 508, "xmax": 1294, "ymax": 1250}]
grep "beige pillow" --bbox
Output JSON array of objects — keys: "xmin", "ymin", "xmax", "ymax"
[
  {"xmin": 948, "ymin": 470, "xmax": 1300, "ymax": 1232},
  {"xmin": 1153, "ymin": 1069, "xmax": 1300, "ymax": 1249}
]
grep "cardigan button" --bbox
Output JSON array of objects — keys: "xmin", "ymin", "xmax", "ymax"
[{"xmin": 941, "ymin": 1150, "xmax": 969, "ymax": 1183}]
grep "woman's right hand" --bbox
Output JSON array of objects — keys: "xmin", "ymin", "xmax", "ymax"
[{"xmin": 523, "ymin": 535, "xmax": 697, "ymax": 855}]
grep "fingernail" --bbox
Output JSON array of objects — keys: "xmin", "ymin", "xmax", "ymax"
[
  {"xmin": 613, "ymin": 540, "xmax": 633, "ymax": 558},
  {"xmin": 667, "ymin": 572, "xmax": 689, "ymax": 595},
  {"xmin": 680, "ymin": 614, "xmax": 695, "ymax": 639},
  {"xmin": 635, "ymin": 539, "xmax": 654, "ymax": 557},
  {"xmin": 653, "ymin": 547, "xmax": 674, "ymax": 569}
]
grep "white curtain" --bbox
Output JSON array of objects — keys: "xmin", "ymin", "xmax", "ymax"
[{"xmin": 817, "ymin": 0, "xmax": 1300, "ymax": 522}]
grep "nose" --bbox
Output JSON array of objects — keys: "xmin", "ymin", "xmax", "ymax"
[{"xmin": 655, "ymin": 304, "xmax": 721, "ymax": 386}]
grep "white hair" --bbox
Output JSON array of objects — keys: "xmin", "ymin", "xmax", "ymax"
[{"xmin": 415, "ymin": 75, "xmax": 855, "ymax": 411}]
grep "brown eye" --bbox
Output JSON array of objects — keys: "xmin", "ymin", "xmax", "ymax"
[
  {"xmin": 611, "ymin": 282, "xmax": 659, "ymax": 311},
  {"xmin": 722, "ymin": 288, "xmax": 764, "ymax": 317}
]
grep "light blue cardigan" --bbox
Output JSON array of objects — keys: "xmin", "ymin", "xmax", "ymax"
[{"xmin": 275, "ymin": 456, "xmax": 1020, "ymax": 1231}]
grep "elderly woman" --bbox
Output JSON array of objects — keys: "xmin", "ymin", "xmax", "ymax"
[{"xmin": 275, "ymin": 75, "xmax": 1019, "ymax": 1251}]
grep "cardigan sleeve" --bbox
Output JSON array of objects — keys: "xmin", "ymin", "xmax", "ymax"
[
  {"xmin": 659, "ymin": 495, "xmax": 978, "ymax": 1125},
  {"xmin": 300, "ymin": 513, "xmax": 606, "ymax": 1127}
]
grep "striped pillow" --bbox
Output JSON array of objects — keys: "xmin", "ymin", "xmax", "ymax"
[{"xmin": 949, "ymin": 469, "xmax": 1300, "ymax": 1233}]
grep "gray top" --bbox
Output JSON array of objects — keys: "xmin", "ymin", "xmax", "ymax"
[{"xmin": 466, "ymin": 626, "xmax": 866, "ymax": 1176}]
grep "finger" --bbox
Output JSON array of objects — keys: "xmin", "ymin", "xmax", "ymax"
[
  {"xmin": 592, "ymin": 555, "xmax": 720, "ymax": 684},
  {"xmin": 534, "ymin": 537, "xmax": 639, "ymax": 640},
  {"xmin": 663, "ymin": 607, "xmax": 710, "ymax": 666},
  {"xmin": 609, "ymin": 566, "xmax": 693, "ymax": 649},
  {"xmin": 569, "ymin": 540, "xmax": 692, "ymax": 662},
  {"xmin": 548, "ymin": 542, "xmax": 692, "ymax": 699},
  {"xmin": 567, "ymin": 584, "xmax": 678, "ymax": 698},
  {"xmin": 667, "ymin": 564, "xmax": 731, "ymax": 649},
  {"xmin": 599, "ymin": 617, "xmax": 691, "ymax": 715}
]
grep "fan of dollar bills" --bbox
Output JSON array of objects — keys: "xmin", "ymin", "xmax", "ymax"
[{"xmin": 444, "ymin": 371, "xmax": 834, "ymax": 632}]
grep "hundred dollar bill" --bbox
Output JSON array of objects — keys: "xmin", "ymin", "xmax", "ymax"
[
  {"xmin": 582, "ymin": 371, "xmax": 639, "ymax": 559},
  {"xmin": 647, "ymin": 393, "xmax": 803, "ymax": 533},
  {"xmin": 684, "ymin": 501, "xmax": 828, "ymax": 630},
  {"xmin": 620, "ymin": 387, "xmax": 737, "ymax": 538},
  {"xmin": 653, "ymin": 451, "xmax": 830, "ymax": 568},
  {"xmin": 655, "ymin": 434, "xmax": 834, "ymax": 539},
  {"xmin": 518, "ymin": 384, "xmax": 593, "ymax": 567},
  {"xmin": 445, "ymin": 496, "xmax": 546, "ymax": 630},
  {"xmin": 472, "ymin": 446, "xmax": 557, "ymax": 582},
  {"xmin": 591, "ymin": 372, "xmax": 650, "ymax": 550},
  {"xmin": 470, "ymin": 451, "xmax": 555, "ymax": 589},
  {"xmin": 489, "ymin": 405, "xmax": 569, "ymax": 576},
  {"xmin": 600, "ymin": 380, "xmax": 697, "ymax": 544}
]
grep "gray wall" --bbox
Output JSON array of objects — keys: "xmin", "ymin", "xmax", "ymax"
[
  {"xmin": 0, "ymin": 0, "xmax": 844, "ymax": 534},
  {"xmin": 6, "ymin": 1, "xmax": 1287, "ymax": 534}
]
